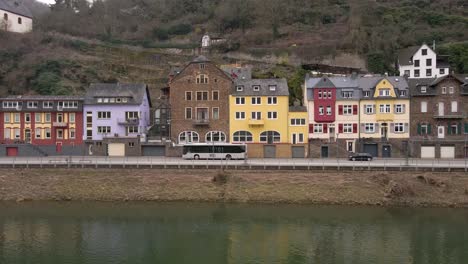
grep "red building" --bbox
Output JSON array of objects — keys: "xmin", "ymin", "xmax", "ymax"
[{"xmin": 0, "ymin": 96, "xmax": 84, "ymax": 156}]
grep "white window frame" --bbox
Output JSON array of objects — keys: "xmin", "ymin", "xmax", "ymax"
[
  {"xmin": 394, "ymin": 123, "xmax": 404, "ymax": 133},
  {"xmin": 343, "ymin": 124, "xmax": 353, "ymax": 133},
  {"xmin": 313, "ymin": 124, "xmax": 323, "ymax": 133},
  {"xmin": 267, "ymin": 111, "xmax": 277, "ymax": 120},
  {"xmin": 343, "ymin": 105, "xmax": 353, "ymax": 115},
  {"xmin": 235, "ymin": 112, "xmax": 246, "ymax": 120},
  {"xmin": 318, "ymin": 106, "xmax": 324, "ymax": 115},
  {"xmin": 364, "ymin": 123, "xmax": 375, "ymax": 133},
  {"xmin": 232, "ymin": 130, "xmax": 253, "ymax": 143},
  {"xmin": 235, "ymin": 97, "xmax": 245, "ymax": 105},
  {"xmin": 267, "ymin": 97, "xmax": 277, "ymax": 105},
  {"xmin": 421, "ymin": 101, "xmax": 427, "ymax": 113},
  {"xmin": 451, "ymin": 101, "xmax": 458, "ymax": 113},
  {"xmin": 251, "ymin": 112, "xmax": 262, "ymax": 120},
  {"xmin": 326, "ymin": 106, "xmax": 332, "ymax": 115},
  {"xmin": 251, "ymin": 97, "xmax": 261, "ymax": 105}
]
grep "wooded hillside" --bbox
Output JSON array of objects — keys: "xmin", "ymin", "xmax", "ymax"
[{"xmin": 1, "ymin": 0, "xmax": 467, "ymax": 100}]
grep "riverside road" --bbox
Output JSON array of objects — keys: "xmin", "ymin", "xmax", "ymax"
[{"xmin": 0, "ymin": 156, "xmax": 467, "ymax": 171}]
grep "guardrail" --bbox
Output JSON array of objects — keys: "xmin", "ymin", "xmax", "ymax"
[{"xmin": 1, "ymin": 157, "xmax": 467, "ymax": 172}]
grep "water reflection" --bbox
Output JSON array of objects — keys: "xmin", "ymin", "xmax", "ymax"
[{"xmin": 0, "ymin": 203, "xmax": 467, "ymax": 264}]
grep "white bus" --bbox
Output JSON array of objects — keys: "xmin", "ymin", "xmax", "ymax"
[{"xmin": 182, "ymin": 143, "xmax": 247, "ymax": 160}]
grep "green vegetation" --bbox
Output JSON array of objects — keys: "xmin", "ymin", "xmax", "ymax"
[{"xmin": 438, "ymin": 42, "xmax": 468, "ymax": 74}]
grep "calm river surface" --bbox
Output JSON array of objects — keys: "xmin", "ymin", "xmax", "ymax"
[{"xmin": 0, "ymin": 202, "xmax": 467, "ymax": 264}]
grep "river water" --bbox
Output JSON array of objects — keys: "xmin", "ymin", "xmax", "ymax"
[{"xmin": 0, "ymin": 202, "xmax": 467, "ymax": 264}]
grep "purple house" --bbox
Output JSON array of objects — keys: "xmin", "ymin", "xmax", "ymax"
[{"xmin": 83, "ymin": 83, "xmax": 151, "ymax": 156}]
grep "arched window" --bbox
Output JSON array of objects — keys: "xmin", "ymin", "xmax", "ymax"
[
  {"xmin": 17, "ymin": 17, "xmax": 22, "ymax": 24},
  {"xmin": 178, "ymin": 131, "xmax": 199, "ymax": 144},
  {"xmin": 3, "ymin": 13, "xmax": 8, "ymax": 20},
  {"xmin": 259, "ymin": 131, "xmax": 280, "ymax": 143},
  {"xmin": 232, "ymin": 131, "xmax": 253, "ymax": 143},
  {"xmin": 205, "ymin": 131, "xmax": 226, "ymax": 143},
  {"xmin": 196, "ymin": 74, "xmax": 208, "ymax": 84}
]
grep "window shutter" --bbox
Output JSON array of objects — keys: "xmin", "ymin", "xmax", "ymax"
[
  {"xmin": 338, "ymin": 124, "xmax": 343, "ymax": 133},
  {"xmin": 458, "ymin": 122, "xmax": 462, "ymax": 135},
  {"xmin": 309, "ymin": 124, "xmax": 314, "ymax": 133},
  {"xmin": 465, "ymin": 123, "xmax": 468, "ymax": 134},
  {"xmin": 402, "ymin": 104, "xmax": 406, "ymax": 113},
  {"xmin": 375, "ymin": 123, "xmax": 380, "ymax": 131},
  {"xmin": 417, "ymin": 123, "xmax": 421, "ymax": 135},
  {"xmin": 353, "ymin": 105, "xmax": 358, "ymax": 115},
  {"xmin": 361, "ymin": 123, "xmax": 365, "ymax": 131},
  {"xmin": 404, "ymin": 123, "xmax": 409, "ymax": 133},
  {"xmin": 363, "ymin": 104, "xmax": 367, "ymax": 113},
  {"xmin": 447, "ymin": 123, "xmax": 451, "ymax": 135},
  {"xmin": 338, "ymin": 105, "xmax": 343, "ymax": 115},
  {"xmin": 427, "ymin": 124, "xmax": 431, "ymax": 134},
  {"xmin": 353, "ymin": 124, "xmax": 357, "ymax": 133},
  {"xmin": 323, "ymin": 124, "xmax": 328, "ymax": 132},
  {"xmin": 390, "ymin": 123, "xmax": 395, "ymax": 132}
]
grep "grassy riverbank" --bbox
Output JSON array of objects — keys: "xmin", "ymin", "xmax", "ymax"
[{"xmin": 1, "ymin": 168, "xmax": 467, "ymax": 207}]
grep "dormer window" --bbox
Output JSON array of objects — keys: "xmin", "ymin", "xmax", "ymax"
[
  {"xmin": 27, "ymin": 101, "xmax": 38, "ymax": 108},
  {"xmin": 253, "ymin": 85, "xmax": 260, "ymax": 91},
  {"xmin": 236, "ymin": 85, "xmax": 244, "ymax": 92},
  {"xmin": 200, "ymin": 63, "xmax": 205, "ymax": 69},
  {"xmin": 110, "ymin": 98, "xmax": 115, "ymax": 103},
  {"xmin": 116, "ymin": 98, "xmax": 122, "ymax": 103},
  {"xmin": 97, "ymin": 98, "xmax": 103, "ymax": 103},
  {"xmin": 122, "ymin": 98, "xmax": 128, "ymax": 103},
  {"xmin": 379, "ymin": 89, "xmax": 390, "ymax": 96},
  {"xmin": 420, "ymin": 86, "xmax": 427, "ymax": 93},
  {"xmin": 103, "ymin": 98, "xmax": 109, "ymax": 103},
  {"xmin": 400, "ymin": 91, "xmax": 407, "ymax": 96},
  {"xmin": 269, "ymin": 85, "xmax": 277, "ymax": 91},
  {"xmin": 363, "ymin": 91, "xmax": 370, "ymax": 97}
]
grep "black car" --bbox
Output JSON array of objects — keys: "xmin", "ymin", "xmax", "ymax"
[{"xmin": 348, "ymin": 153, "xmax": 373, "ymax": 161}]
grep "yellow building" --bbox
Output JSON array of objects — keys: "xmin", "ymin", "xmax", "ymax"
[
  {"xmin": 359, "ymin": 76, "xmax": 410, "ymax": 157},
  {"xmin": 229, "ymin": 79, "xmax": 308, "ymax": 158}
]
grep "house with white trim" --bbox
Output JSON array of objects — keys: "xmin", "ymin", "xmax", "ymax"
[
  {"xmin": 398, "ymin": 44, "xmax": 449, "ymax": 79},
  {"xmin": 0, "ymin": 0, "xmax": 33, "ymax": 33}
]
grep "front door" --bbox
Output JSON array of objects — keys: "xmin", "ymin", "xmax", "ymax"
[
  {"xmin": 321, "ymin": 146, "xmax": 329, "ymax": 158},
  {"xmin": 438, "ymin": 126, "xmax": 445, "ymax": 138},
  {"xmin": 56, "ymin": 142, "xmax": 62, "ymax": 153},
  {"xmin": 382, "ymin": 145, "xmax": 391, "ymax": 158}
]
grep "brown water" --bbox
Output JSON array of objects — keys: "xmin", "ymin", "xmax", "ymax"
[{"xmin": 0, "ymin": 202, "xmax": 467, "ymax": 264}]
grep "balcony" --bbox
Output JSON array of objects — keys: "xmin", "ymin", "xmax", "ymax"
[
  {"xmin": 433, "ymin": 114, "xmax": 464, "ymax": 119},
  {"xmin": 248, "ymin": 119, "xmax": 264, "ymax": 126},
  {"xmin": 53, "ymin": 122, "xmax": 68, "ymax": 127},
  {"xmin": 118, "ymin": 118, "xmax": 140, "ymax": 126},
  {"xmin": 193, "ymin": 119, "xmax": 210, "ymax": 126}
]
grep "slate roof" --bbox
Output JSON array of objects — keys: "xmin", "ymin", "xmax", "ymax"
[
  {"xmin": 358, "ymin": 76, "xmax": 409, "ymax": 92},
  {"xmin": 398, "ymin": 46, "xmax": 420, "ymax": 66},
  {"xmin": 85, "ymin": 83, "xmax": 151, "ymax": 106},
  {"xmin": 0, "ymin": 0, "xmax": 32, "ymax": 18},
  {"xmin": 2, "ymin": 95, "xmax": 83, "ymax": 100},
  {"xmin": 232, "ymin": 78, "xmax": 289, "ymax": 96},
  {"xmin": 305, "ymin": 76, "xmax": 358, "ymax": 89}
]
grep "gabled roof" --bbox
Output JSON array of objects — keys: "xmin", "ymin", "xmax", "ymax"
[
  {"xmin": 0, "ymin": 0, "xmax": 32, "ymax": 18},
  {"xmin": 233, "ymin": 78, "xmax": 289, "ymax": 96},
  {"xmin": 85, "ymin": 83, "xmax": 151, "ymax": 106},
  {"xmin": 170, "ymin": 56, "xmax": 232, "ymax": 83},
  {"xmin": 398, "ymin": 46, "xmax": 420, "ymax": 66},
  {"xmin": 305, "ymin": 75, "xmax": 358, "ymax": 89},
  {"xmin": 359, "ymin": 76, "xmax": 409, "ymax": 92}
]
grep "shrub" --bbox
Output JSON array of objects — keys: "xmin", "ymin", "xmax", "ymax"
[
  {"xmin": 152, "ymin": 28, "xmax": 169, "ymax": 41},
  {"xmin": 167, "ymin": 23, "xmax": 192, "ymax": 35}
]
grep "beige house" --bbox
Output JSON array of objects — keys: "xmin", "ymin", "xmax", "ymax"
[{"xmin": 0, "ymin": 0, "xmax": 33, "ymax": 33}]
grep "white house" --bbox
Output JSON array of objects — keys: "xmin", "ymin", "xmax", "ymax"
[
  {"xmin": 0, "ymin": 0, "xmax": 33, "ymax": 33},
  {"xmin": 201, "ymin": 34, "xmax": 211, "ymax": 48},
  {"xmin": 398, "ymin": 43, "xmax": 449, "ymax": 79}
]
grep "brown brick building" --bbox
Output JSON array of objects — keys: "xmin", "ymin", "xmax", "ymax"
[
  {"xmin": 169, "ymin": 56, "xmax": 233, "ymax": 144},
  {"xmin": 409, "ymin": 74, "xmax": 468, "ymax": 158}
]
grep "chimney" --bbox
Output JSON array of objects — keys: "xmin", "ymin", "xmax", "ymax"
[{"xmin": 433, "ymin": 40, "xmax": 436, "ymax": 51}]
